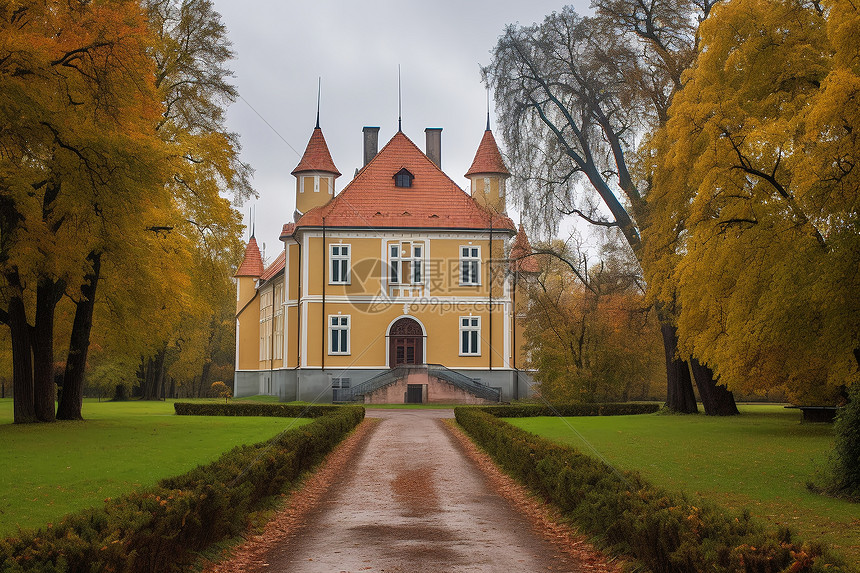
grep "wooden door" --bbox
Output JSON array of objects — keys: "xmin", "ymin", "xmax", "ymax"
[{"xmin": 389, "ymin": 318, "xmax": 424, "ymax": 368}]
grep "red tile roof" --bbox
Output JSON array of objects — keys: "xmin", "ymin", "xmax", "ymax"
[
  {"xmin": 291, "ymin": 127, "xmax": 341, "ymax": 177},
  {"xmin": 465, "ymin": 129, "xmax": 510, "ymax": 177},
  {"xmin": 296, "ymin": 131, "xmax": 515, "ymax": 232},
  {"xmin": 235, "ymin": 237, "xmax": 264, "ymax": 277},
  {"xmin": 510, "ymin": 224, "xmax": 540, "ymax": 273},
  {"xmin": 259, "ymin": 250, "xmax": 285, "ymax": 282},
  {"xmin": 280, "ymin": 223, "xmax": 296, "ymax": 241}
]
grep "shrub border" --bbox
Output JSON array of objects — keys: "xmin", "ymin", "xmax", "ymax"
[
  {"xmin": 173, "ymin": 401, "xmax": 343, "ymax": 418},
  {"xmin": 477, "ymin": 402, "xmax": 660, "ymax": 418},
  {"xmin": 1, "ymin": 405, "xmax": 365, "ymax": 572},
  {"xmin": 454, "ymin": 406, "xmax": 847, "ymax": 573}
]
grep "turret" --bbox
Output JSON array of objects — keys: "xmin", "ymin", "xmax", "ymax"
[
  {"xmin": 292, "ymin": 125, "xmax": 341, "ymax": 219},
  {"xmin": 465, "ymin": 120, "xmax": 510, "ymax": 214},
  {"xmin": 235, "ymin": 236, "xmax": 264, "ymax": 312},
  {"xmin": 235, "ymin": 236, "xmax": 264, "ymax": 370}
]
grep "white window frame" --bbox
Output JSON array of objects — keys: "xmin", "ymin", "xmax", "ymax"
[
  {"xmin": 387, "ymin": 241, "xmax": 426, "ymax": 286},
  {"xmin": 328, "ymin": 314, "xmax": 350, "ymax": 355},
  {"xmin": 259, "ymin": 288, "xmax": 273, "ymax": 361},
  {"xmin": 389, "ymin": 243, "xmax": 401, "ymax": 284},
  {"xmin": 483, "ymin": 176, "xmax": 491, "ymax": 194},
  {"xmin": 273, "ymin": 283, "xmax": 284, "ymax": 360},
  {"xmin": 329, "ymin": 243, "xmax": 351, "ymax": 285},
  {"xmin": 459, "ymin": 316, "xmax": 481, "ymax": 356},
  {"xmin": 460, "ymin": 245, "xmax": 481, "ymax": 285},
  {"xmin": 411, "ymin": 243, "xmax": 424, "ymax": 284}
]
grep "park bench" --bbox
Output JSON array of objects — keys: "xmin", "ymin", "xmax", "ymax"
[{"xmin": 784, "ymin": 405, "xmax": 840, "ymax": 423}]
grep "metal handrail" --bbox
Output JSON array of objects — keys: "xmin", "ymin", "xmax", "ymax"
[
  {"xmin": 348, "ymin": 366, "xmax": 411, "ymax": 398},
  {"xmin": 426, "ymin": 364, "xmax": 500, "ymax": 401}
]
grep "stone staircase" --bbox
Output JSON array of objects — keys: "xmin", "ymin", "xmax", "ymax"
[{"xmin": 344, "ymin": 364, "xmax": 500, "ymax": 403}]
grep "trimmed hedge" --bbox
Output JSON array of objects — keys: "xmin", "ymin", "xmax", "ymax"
[
  {"xmin": 455, "ymin": 407, "xmax": 847, "ymax": 573},
  {"xmin": 173, "ymin": 401, "xmax": 343, "ymax": 418},
  {"xmin": 0, "ymin": 405, "xmax": 364, "ymax": 572},
  {"xmin": 480, "ymin": 402, "xmax": 660, "ymax": 418}
]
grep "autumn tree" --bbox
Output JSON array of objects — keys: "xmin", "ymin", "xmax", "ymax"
[
  {"xmin": 130, "ymin": 0, "xmax": 247, "ymax": 401},
  {"xmin": 0, "ymin": 0, "xmax": 168, "ymax": 423},
  {"xmin": 0, "ymin": 0, "xmax": 249, "ymax": 423},
  {"xmin": 166, "ymin": 240, "xmax": 241, "ymax": 397},
  {"xmin": 210, "ymin": 380, "xmax": 231, "ymax": 403},
  {"xmin": 56, "ymin": 0, "xmax": 249, "ymax": 413},
  {"xmin": 645, "ymin": 0, "xmax": 859, "ymax": 402},
  {"xmin": 485, "ymin": 2, "xmax": 738, "ymax": 414},
  {"xmin": 525, "ymin": 233, "xmax": 664, "ymax": 403}
]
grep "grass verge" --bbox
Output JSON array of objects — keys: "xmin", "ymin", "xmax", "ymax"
[
  {"xmin": 456, "ymin": 406, "xmax": 849, "ymax": 572},
  {"xmin": 507, "ymin": 405, "xmax": 858, "ymax": 565},
  {"xmin": 0, "ymin": 398, "xmax": 310, "ymax": 535},
  {"xmin": 1, "ymin": 403, "xmax": 364, "ymax": 572}
]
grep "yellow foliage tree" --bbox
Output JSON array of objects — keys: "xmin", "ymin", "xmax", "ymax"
[
  {"xmin": 644, "ymin": 0, "xmax": 860, "ymax": 401},
  {"xmin": 62, "ymin": 0, "xmax": 248, "ymax": 408},
  {"xmin": 0, "ymin": 0, "xmax": 249, "ymax": 422},
  {"xmin": 0, "ymin": 0, "xmax": 169, "ymax": 422},
  {"xmin": 486, "ymin": 1, "xmax": 741, "ymax": 414}
]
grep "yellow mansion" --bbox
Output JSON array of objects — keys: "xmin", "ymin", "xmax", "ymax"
[{"xmin": 234, "ymin": 118, "xmax": 539, "ymax": 403}]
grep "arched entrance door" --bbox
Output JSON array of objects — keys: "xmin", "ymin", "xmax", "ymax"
[{"xmin": 388, "ymin": 317, "xmax": 424, "ymax": 369}]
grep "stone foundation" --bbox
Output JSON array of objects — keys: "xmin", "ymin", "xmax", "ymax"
[{"xmin": 235, "ymin": 367, "xmax": 536, "ymax": 403}]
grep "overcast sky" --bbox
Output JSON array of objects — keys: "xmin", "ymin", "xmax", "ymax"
[{"xmin": 211, "ymin": 0, "xmax": 592, "ymax": 262}]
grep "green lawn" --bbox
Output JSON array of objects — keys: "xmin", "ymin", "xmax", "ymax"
[
  {"xmin": 0, "ymin": 398, "xmax": 310, "ymax": 536},
  {"xmin": 508, "ymin": 405, "xmax": 859, "ymax": 564}
]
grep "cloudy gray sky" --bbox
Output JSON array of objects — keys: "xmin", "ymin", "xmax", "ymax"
[{"xmin": 211, "ymin": 0, "xmax": 592, "ymax": 261}]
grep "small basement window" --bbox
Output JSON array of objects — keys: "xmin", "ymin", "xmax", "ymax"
[{"xmin": 394, "ymin": 168, "xmax": 414, "ymax": 188}]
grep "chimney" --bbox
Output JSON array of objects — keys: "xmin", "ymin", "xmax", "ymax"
[
  {"xmin": 362, "ymin": 126, "xmax": 379, "ymax": 166},
  {"xmin": 425, "ymin": 127, "xmax": 442, "ymax": 168}
]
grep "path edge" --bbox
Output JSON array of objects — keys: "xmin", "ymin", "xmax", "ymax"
[
  {"xmin": 201, "ymin": 417, "xmax": 381, "ymax": 573},
  {"xmin": 440, "ymin": 417, "xmax": 625, "ymax": 573}
]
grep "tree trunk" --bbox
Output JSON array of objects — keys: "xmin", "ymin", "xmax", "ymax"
[
  {"xmin": 661, "ymin": 324, "xmax": 698, "ymax": 413},
  {"xmin": 156, "ymin": 352, "xmax": 165, "ymax": 400},
  {"xmin": 140, "ymin": 349, "xmax": 165, "ymax": 400},
  {"xmin": 33, "ymin": 278, "xmax": 63, "ymax": 422},
  {"xmin": 200, "ymin": 361, "xmax": 212, "ymax": 398},
  {"xmin": 8, "ymin": 294, "xmax": 37, "ymax": 424},
  {"xmin": 690, "ymin": 358, "xmax": 739, "ymax": 416},
  {"xmin": 113, "ymin": 384, "xmax": 129, "ymax": 401},
  {"xmin": 57, "ymin": 251, "xmax": 101, "ymax": 420}
]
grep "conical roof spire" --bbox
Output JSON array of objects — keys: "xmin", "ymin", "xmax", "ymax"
[
  {"xmin": 465, "ymin": 127, "xmax": 510, "ymax": 177},
  {"xmin": 510, "ymin": 224, "xmax": 540, "ymax": 273},
  {"xmin": 291, "ymin": 127, "xmax": 341, "ymax": 177},
  {"xmin": 235, "ymin": 236, "xmax": 264, "ymax": 277}
]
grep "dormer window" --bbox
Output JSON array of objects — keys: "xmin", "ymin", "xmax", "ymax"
[{"xmin": 394, "ymin": 168, "xmax": 414, "ymax": 188}]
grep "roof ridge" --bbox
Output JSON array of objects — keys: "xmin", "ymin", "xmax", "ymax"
[
  {"xmin": 294, "ymin": 130, "xmax": 516, "ymax": 233},
  {"xmin": 259, "ymin": 249, "xmax": 286, "ymax": 282}
]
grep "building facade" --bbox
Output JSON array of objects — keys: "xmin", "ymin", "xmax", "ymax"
[{"xmin": 234, "ymin": 119, "xmax": 539, "ymax": 403}]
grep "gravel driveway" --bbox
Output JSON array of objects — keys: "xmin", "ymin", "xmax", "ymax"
[{"xmin": 255, "ymin": 409, "xmax": 589, "ymax": 572}]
